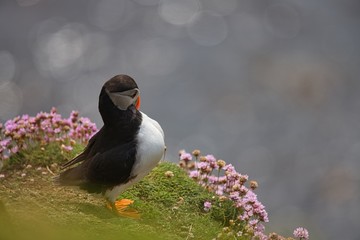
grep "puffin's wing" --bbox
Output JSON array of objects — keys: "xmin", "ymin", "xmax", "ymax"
[
  {"xmin": 56, "ymin": 152, "xmax": 100, "ymax": 186},
  {"xmin": 85, "ymin": 141, "xmax": 137, "ymax": 186},
  {"xmin": 61, "ymin": 130, "xmax": 99, "ymax": 169},
  {"xmin": 58, "ymin": 141, "xmax": 137, "ymax": 191}
]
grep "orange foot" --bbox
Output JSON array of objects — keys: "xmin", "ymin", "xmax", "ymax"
[{"xmin": 106, "ymin": 199, "xmax": 140, "ymax": 219}]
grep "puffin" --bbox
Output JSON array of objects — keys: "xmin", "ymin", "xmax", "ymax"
[{"xmin": 57, "ymin": 74, "xmax": 165, "ymax": 217}]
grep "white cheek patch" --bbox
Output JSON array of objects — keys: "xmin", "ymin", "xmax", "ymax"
[
  {"xmin": 106, "ymin": 88, "xmax": 140, "ymax": 110},
  {"xmin": 109, "ymin": 93, "xmax": 133, "ymax": 110}
]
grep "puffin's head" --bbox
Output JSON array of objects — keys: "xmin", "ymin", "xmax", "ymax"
[{"xmin": 103, "ymin": 75, "xmax": 141, "ymax": 110}]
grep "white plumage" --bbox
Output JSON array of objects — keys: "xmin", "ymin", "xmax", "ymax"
[{"xmin": 104, "ymin": 112, "xmax": 165, "ymax": 202}]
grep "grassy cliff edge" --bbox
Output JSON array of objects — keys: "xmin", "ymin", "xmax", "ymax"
[{"xmin": 0, "ymin": 145, "xmax": 232, "ymax": 240}]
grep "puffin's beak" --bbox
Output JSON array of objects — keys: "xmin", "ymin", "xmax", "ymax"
[{"xmin": 135, "ymin": 96, "xmax": 141, "ymax": 110}]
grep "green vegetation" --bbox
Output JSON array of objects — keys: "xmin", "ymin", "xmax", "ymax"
[
  {"xmin": 4, "ymin": 142, "xmax": 84, "ymax": 168},
  {"xmin": 0, "ymin": 145, "xmax": 235, "ymax": 240},
  {"xmin": 0, "ymin": 109, "xmax": 309, "ymax": 240}
]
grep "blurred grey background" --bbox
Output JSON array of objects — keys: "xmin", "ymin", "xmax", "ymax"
[{"xmin": 1, "ymin": 0, "xmax": 359, "ymax": 239}]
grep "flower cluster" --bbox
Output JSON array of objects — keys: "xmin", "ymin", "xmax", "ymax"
[
  {"xmin": 0, "ymin": 107, "xmax": 97, "ymax": 163},
  {"xmin": 179, "ymin": 150, "xmax": 309, "ymax": 240},
  {"xmin": 293, "ymin": 227, "xmax": 309, "ymax": 240},
  {"xmin": 179, "ymin": 149, "xmax": 268, "ymax": 238}
]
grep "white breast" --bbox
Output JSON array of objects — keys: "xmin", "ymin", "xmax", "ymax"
[
  {"xmin": 104, "ymin": 112, "xmax": 165, "ymax": 202},
  {"xmin": 132, "ymin": 112, "xmax": 165, "ymax": 179}
]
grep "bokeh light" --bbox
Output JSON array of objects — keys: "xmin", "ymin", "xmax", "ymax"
[
  {"xmin": 321, "ymin": 24, "xmax": 358, "ymax": 63},
  {"xmin": 133, "ymin": 38, "xmax": 183, "ymax": 76},
  {"xmin": 252, "ymin": 52, "xmax": 339, "ymax": 106},
  {"xmin": 131, "ymin": 0, "xmax": 159, "ymax": 6},
  {"xmin": 264, "ymin": 3, "xmax": 301, "ymax": 39},
  {"xmin": 88, "ymin": 0, "xmax": 135, "ymax": 31},
  {"xmin": 0, "ymin": 51, "xmax": 16, "ymax": 84},
  {"xmin": 230, "ymin": 13, "xmax": 269, "ymax": 51},
  {"xmin": 146, "ymin": 11, "xmax": 187, "ymax": 39},
  {"xmin": 18, "ymin": 71, "xmax": 52, "ymax": 113},
  {"xmin": 159, "ymin": 0, "xmax": 201, "ymax": 26},
  {"xmin": 70, "ymin": 74, "xmax": 101, "ymax": 115},
  {"xmin": 16, "ymin": 0, "xmax": 41, "ymax": 7},
  {"xmin": 0, "ymin": 82, "xmax": 23, "ymax": 122},
  {"xmin": 202, "ymin": 0, "xmax": 238, "ymax": 16},
  {"xmin": 187, "ymin": 11, "xmax": 228, "ymax": 46},
  {"xmin": 81, "ymin": 32, "xmax": 112, "ymax": 71},
  {"xmin": 34, "ymin": 23, "xmax": 86, "ymax": 81},
  {"xmin": 115, "ymin": 36, "xmax": 183, "ymax": 78}
]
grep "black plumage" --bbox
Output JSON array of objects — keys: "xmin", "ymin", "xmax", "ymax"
[{"xmin": 58, "ymin": 75, "xmax": 142, "ymax": 194}]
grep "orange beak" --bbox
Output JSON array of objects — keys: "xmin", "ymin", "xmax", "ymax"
[{"xmin": 135, "ymin": 96, "xmax": 141, "ymax": 110}]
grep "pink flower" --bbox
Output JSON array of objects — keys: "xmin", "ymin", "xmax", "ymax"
[
  {"xmin": 70, "ymin": 110, "xmax": 79, "ymax": 123},
  {"xmin": 203, "ymin": 201, "xmax": 212, "ymax": 212},
  {"xmin": 215, "ymin": 186, "xmax": 224, "ymax": 196},
  {"xmin": 254, "ymin": 223, "xmax": 265, "ymax": 233},
  {"xmin": 254, "ymin": 231, "xmax": 267, "ymax": 240},
  {"xmin": 5, "ymin": 120, "xmax": 16, "ymax": 131},
  {"xmin": 244, "ymin": 191, "xmax": 257, "ymax": 203},
  {"xmin": 18, "ymin": 128, "xmax": 26, "ymax": 136},
  {"xmin": 205, "ymin": 154, "xmax": 216, "ymax": 162},
  {"xmin": 223, "ymin": 163, "xmax": 235, "ymax": 172},
  {"xmin": 11, "ymin": 146, "xmax": 19, "ymax": 154},
  {"xmin": 205, "ymin": 154, "xmax": 217, "ymax": 168},
  {"xmin": 0, "ymin": 139, "xmax": 10, "ymax": 148},
  {"xmin": 21, "ymin": 114, "xmax": 29, "ymax": 121},
  {"xmin": 61, "ymin": 144, "xmax": 73, "ymax": 152},
  {"xmin": 249, "ymin": 219, "xmax": 259, "ymax": 226},
  {"xmin": 293, "ymin": 227, "xmax": 309, "ymax": 240},
  {"xmin": 189, "ymin": 170, "xmax": 199, "ymax": 179},
  {"xmin": 197, "ymin": 161, "xmax": 208, "ymax": 170},
  {"xmin": 28, "ymin": 116, "xmax": 36, "ymax": 124},
  {"xmin": 180, "ymin": 152, "xmax": 192, "ymax": 162},
  {"xmin": 229, "ymin": 191, "xmax": 240, "ymax": 201},
  {"xmin": 50, "ymin": 107, "xmax": 57, "ymax": 113},
  {"xmin": 208, "ymin": 175, "xmax": 218, "ymax": 184}
]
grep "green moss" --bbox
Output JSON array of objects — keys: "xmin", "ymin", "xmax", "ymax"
[
  {"xmin": 0, "ymin": 148, "xmax": 238, "ymax": 240},
  {"xmin": 122, "ymin": 162, "xmax": 224, "ymax": 239},
  {"xmin": 4, "ymin": 143, "xmax": 83, "ymax": 169}
]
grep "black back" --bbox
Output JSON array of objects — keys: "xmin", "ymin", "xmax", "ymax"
[{"xmin": 59, "ymin": 75, "xmax": 142, "ymax": 194}]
